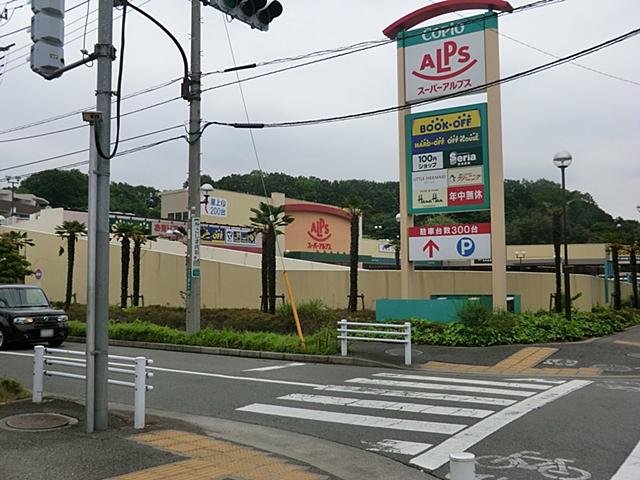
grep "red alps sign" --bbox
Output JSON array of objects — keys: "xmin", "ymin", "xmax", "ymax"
[
  {"xmin": 400, "ymin": 13, "xmax": 497, "ymax": 103},
  {"xmin": 307, "ymin": 217, "xmax": 332, "ymax": 251}
]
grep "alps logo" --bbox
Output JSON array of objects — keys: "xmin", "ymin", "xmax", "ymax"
[
  {"xmin": 307, "ymin": 217, "xmax": 331, "ymax": 242},
  {"xmin": 412, "ymin": 40, "xmax": 476, "ymax": 81}
]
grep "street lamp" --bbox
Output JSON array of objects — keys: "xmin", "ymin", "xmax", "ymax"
[
  {"xmin": 515, "ymin": 250, "xmax": 526, "ymax": 269},
  {"xmin": 200, "ymin": 183, "xmax": 214, "ymax": 213},
  {"xmin": 553, "ymin": 151, "xmax": 573, "ymax": 321}
]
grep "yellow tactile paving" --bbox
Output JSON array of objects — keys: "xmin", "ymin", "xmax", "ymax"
[
  {"xmin": 422, "ymin": 346, "xmax": 602, "ymax": 377},
  {"xmin": 112, "ymin": 430, "xmax": 328, "ymax": 480}
]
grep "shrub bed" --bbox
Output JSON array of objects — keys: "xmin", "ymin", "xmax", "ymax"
[
  {"xmin": 69, "ymin": 320, "xmax": 339, "ymax": 355},
  {"xmin": 0, "ymin": 377, "xmax": 30, "ymax": 402},
  {"xmin": 407, "ymin": 306, "xmax": 640, "ymax": 347}
]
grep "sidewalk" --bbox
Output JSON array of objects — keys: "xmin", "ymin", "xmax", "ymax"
[
  {"xmin": 0, "ymin": 398, "xmax": 434, "ymax": 480},
  {"xmin": 349, "ymin": 325, "xmax": 640, "ymax": 377}
]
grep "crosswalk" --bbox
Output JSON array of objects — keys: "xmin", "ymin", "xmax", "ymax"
[{"xmin": 235, "ymin": 371, "xmax": 592, "ymax": 471}]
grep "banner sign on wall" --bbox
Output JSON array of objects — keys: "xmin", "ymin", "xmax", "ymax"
[
  {"xmin": 408, "ymin": 223, "xmax": 491, "ymax": 261},
  {"xmin": 200, "ymin": 223, "xmax": 260, "ymax": 248},
  {"xmin": 407, "ymin": 103, "xmax": 490, "ymax": 214},
  {"xmin": 201, "ymin": 196, "xmax": 228, "ymax": 217},
  {"xmin": 399, "ymin": 13, "xmax": 495, "ymax": 103}
]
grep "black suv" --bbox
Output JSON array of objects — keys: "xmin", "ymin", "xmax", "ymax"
[{"xmin": 0, "ymin": 285, "xmax": 68, "ymax": 349}]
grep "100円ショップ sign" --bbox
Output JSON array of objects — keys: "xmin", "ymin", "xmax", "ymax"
[{"xmin": 407, "ymin": 103, "xmax": 490, "ymax": 215}]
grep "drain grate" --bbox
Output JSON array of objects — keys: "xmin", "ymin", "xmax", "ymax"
[{"xmin": 3, "ymin": 413, "xmax": 77, "ymax": 431}]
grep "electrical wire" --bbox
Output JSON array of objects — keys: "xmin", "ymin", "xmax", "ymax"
[{"xmin": 0, "ymin": 124, "xmax": 184, "ymax": 173}]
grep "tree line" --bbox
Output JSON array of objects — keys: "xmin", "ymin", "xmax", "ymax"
[{"xmin": 18, "ymin": 169, "xmax": 637, "ymax": 245}]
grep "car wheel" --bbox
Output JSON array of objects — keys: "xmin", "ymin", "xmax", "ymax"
[
  {"xmin": 0, "ymin": 328, "xmax": 6, "ymax": 350},
  {"xmin": 48, "ymin": 339, "xmax": 64, "ymax": 348}
]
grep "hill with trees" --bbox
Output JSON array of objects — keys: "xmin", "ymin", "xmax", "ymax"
[{"xmin": 17, "ymin": 169, "xmax": 638, "ymax": 245}]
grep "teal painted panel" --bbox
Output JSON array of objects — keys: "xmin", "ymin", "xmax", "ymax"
[{"xmin": 376, "ymin": 299, "xmax": 470, "ymax": 324}]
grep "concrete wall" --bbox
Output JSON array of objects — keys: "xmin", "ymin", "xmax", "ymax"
[{"xmin": 3, "ymin": 226, "xmax": 630, "ymax": 312}]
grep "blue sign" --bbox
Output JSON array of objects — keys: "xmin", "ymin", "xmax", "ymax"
[{"xmin": 456, "ymin": 237, "xmax": 476, "ymax": 257}]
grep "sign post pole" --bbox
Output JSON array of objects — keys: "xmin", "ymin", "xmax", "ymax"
[
  {"xmin": 397, "ymin": 33, "xmax": 413, "ymax": 300},
  {"xmin": 485, "ymin": 20, "xmax": 507, "ymax": 310}
]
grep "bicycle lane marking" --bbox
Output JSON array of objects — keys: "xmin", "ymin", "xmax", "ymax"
[
  {"xmin": 610, "ymin": 439, "xmax": 640, "ymax": 479},
  {"xmin": 409, "ymin": 379, "xmax": 592, "ymax": 471}
]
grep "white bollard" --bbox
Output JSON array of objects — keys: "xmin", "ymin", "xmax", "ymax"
[
  {"xmin": 449, "ymin": 452, "xmax": 475, "ymax": 480},
  {"xmin": 339, "ymin": 319, "xmax": 348, "ymax": 356},
  {"xmin": 133, "ymin": 357, "xmax": 147, "ymax": 429},
  {"xmin": 32, "ymin": 345, "xmax": 44, "ymax": 403},
  {"xmin": 404, "ymin": 322, "xmax": 412, "ymax": 366}
]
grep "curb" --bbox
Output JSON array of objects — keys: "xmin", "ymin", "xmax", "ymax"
[{"xmin": 66, "ymin": 336, "xmax": 400, "ymax": 369}]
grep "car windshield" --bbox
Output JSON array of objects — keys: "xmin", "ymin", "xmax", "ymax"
[{"xmin": 0, "ymin": 288, "xmax": 49, "ymax": 308}]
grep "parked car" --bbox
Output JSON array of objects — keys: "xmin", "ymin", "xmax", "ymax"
[{"xmin": 0, "ymin": 285, "xmax": 68, "ymax": 349}]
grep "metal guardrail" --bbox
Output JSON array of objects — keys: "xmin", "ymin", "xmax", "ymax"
[
  {"xmin": 32, "ymin": 345, "xmax": 154, "ymax": 429},
  {"xmin": 337, "ymin": 319, "xmax": 412, "ymax": 366}
]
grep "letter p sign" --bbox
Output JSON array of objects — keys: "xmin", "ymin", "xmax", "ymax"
[{"xmin": 456, "ymin": 237, "xmax": 476, "ymax": 257}]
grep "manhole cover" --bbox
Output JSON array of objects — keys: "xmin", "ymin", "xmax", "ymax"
[{"xmin": 4, "ymin": 413, "xmax": 76, "ymax": 431}]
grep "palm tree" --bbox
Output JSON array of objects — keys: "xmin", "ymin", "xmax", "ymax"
[
  {"xmin": 250, "ymin": 202, "xmax": 293, "ymax": 314},
  {"xmin": 130, "ymin": 225, "xmax": 157, "ymax": 307},
  {"xmin": 111, "ymin": 222, "xmax": 136, "ymax": 308},
  {"xmin": 55, "ymin": 221, "xmax": 87, "ymax": 309},
  {"xmin": 0, "ymin": 231, "xmax": 35, "ymax": 284},
  {"xmin": 629, "ymin": 241, "xmax": 638, "ymax": 309},
  {"xmin": 347, "ymin": 207, "xmax": 361, "ymax": 312}
]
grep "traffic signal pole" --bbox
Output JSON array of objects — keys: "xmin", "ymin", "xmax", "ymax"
[{"xmin": 186, "ymin": 0, "xmax": 202, "ymax": 333}]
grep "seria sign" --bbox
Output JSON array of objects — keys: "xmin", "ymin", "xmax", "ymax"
[{"xmin": 399, "ymin": 13, "xmax": 496, "ymax": 103}]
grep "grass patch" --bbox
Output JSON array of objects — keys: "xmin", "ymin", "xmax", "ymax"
[
  {"xmin": 0, "ymin": 377, "xmax": 30, "ymax": 402},
  {"xmin": 69, "ymin": 320, "xmax": 339, "ymax": 355}
]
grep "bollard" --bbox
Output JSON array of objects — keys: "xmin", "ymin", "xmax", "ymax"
[
  {"xmin": 32, "ymin": 345, "xmax": 45, "ymax": 403},
  {"xmin": 404, "ymin": 322, "xmax": 412, "ymax": 366},
  {"xmin": 134, "ymin": 357, "xmax": 147, "ymax": 429},
  {"xmin": 449, "ymin": 452, "xmax": 475, "ymax": 480},
  {"xmin": 339, "ymin": 319, "xmax": 348, "ymax": 356}
]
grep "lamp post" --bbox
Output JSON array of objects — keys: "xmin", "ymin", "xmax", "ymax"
[
  {"xmin": 515, "ymin": 250, "xmax": 526, "ymax": 269},
  {"xmin": 200, "ymin": 183, "xmax": 214, "ymax": 213},
  {"xmin": 553, "ymin": 151, "xmax": 573, "ymax": 320}
]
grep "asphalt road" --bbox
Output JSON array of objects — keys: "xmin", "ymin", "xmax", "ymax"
[{"xmin": 2, "ymin": 342, "xmax": 640, "ymax": 479}]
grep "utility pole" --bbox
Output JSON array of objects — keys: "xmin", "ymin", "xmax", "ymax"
[
  {"xmin": 186, "ymin": 0, "xmax": 202, "ymax": 333},
  {"xmin": 6, "ymin": 176, "xmax": 19, "ymax": 222},
  {"xmin": 85, "ymin": 0, "xmax": 115, "ymax": 433}
]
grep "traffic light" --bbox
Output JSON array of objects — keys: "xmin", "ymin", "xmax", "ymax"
[
  {"xmin": 30, "ymin": 0, "xmax": 65, "ymax": 79},
  {"xmin": 204, "ymin": 0, "xmax": 283, "ymax": 31}
]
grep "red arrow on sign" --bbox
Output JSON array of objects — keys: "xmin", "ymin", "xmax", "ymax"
[{"xmin": 422, "ymin": 239, "xmax": 440, "ymax": 258}]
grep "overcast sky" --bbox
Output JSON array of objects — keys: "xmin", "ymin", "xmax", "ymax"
[{"xmin": 1, "ymin": 0, "xmax": 639, "ymax": 220}]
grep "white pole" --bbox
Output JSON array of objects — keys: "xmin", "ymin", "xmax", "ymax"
[
  {"xmin": 340, "ymin": 319, "xmax": 347, "ymax": 356},
  {"xmin": 404, "ymin": 322, "xmax": 412, "ymax": 366},
  {"xmin": 133, "ymin": 356, "xmax": 146, "ymax": 429},
  {"xmin": 33, "ymin": 345, "xmax": 44, "ymax": 403},
  {"xmin": 449, "ymin": 452, "xmax": 475, "ymax": 480}
]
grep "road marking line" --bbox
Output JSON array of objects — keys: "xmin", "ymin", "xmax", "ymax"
[
  {"xmin": 615, "ymin": 340, "xmax": 640, "ymax": 348},
  {"xmin": 278, "ymin": 394, "xmax": 492, "ymax": 418},
  {"xmin": 373, "ymin": 373, "xmax": 554, "ymax": 390},
  {"xmin": 346, "ymin": 378, "xmax": 537, "ymax": 397},
  {"xmin": 244, "ymin": 362, "xmax": 306, "ymax": 372},
  {"xmin": 409, "ymin": 379, "xmax": 592, "ymax": 471},
  {"xmin": 611, "ymin": 439, "xmax": 640, "ymax": 479},
  {"xmin": 507, "ymin": 378, "xmax": 566, "ymax": 384},
  {"xmin": 362, "ymin": 439, "xmax": 433, "ymax": 456},
  {"xmin": 149, "ymin": 366, "xmax": 321, "ymax": 388},
  {"xmin": 236, "ymin": 403, "xmax": 466, "ymax": 434},
  {"xmin": 316, "ymin": 385, "xmax": 516, "ymax": 406}
]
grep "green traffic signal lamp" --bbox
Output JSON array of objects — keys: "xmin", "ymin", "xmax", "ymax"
[
  {"xmin": 239, "ymin": 0, "xmax": 266, "ymax": 17},
  {"xmin": 257, "ymin": 0, "xmax": 282, "ymax": 25},
  {"xmin": 223, "ymin": 0, "xmax": 238, "ymax": 7}
]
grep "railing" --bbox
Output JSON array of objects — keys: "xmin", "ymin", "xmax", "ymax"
[
  {"xmin": 337, "ymin": 319, "xmax": 412, "ymax": 366},
  {"xmin": 32, "ymin": 345, "xmax": 154, "ymax": 429}
]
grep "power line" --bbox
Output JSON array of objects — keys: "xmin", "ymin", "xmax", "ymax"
[{"xmin": 0, "ymin": 0, "xmax": 555, "ymax": 137}]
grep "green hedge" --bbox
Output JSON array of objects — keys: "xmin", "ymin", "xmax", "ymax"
[
  {"xmin": 408, "ymin": 307, "xmax": 640, "ymax": 347},
  {"xmin": 0, "ymin": 377, "xmax": 30, "ymax": 402},
  {"xmin": 69, "ymin": 320, "xmax": 339, "ymax": 355}
]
